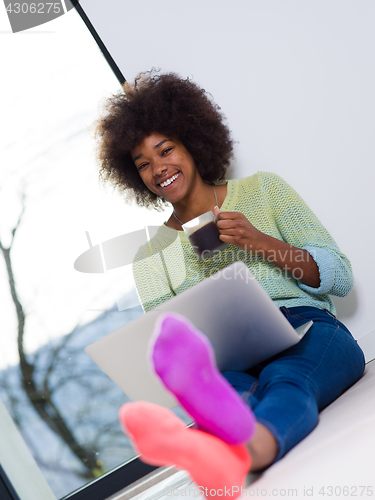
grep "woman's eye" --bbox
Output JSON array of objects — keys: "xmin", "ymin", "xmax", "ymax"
[
  {"xmin": 161, "ymin": 147, "xmax": 173, "ymax": 156},
  {"xmin": 138, "ymin": 163, "xmax": 148, "ymax": 171}
]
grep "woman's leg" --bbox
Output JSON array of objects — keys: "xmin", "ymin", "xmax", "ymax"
[
  {"xmin": 247, "ymin": 422, "xmax": 279, "ymax": 470},
  {"xmin": 221, "ymin": 371, "xmax": 279, "ymax": 470}
]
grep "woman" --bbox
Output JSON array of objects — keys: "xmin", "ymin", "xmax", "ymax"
[{"xmin": 95, "ymin": 72, "xmax": 365, "ymax": 496}]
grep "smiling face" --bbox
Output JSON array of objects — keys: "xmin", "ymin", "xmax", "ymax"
[{"xmin": 131, "ymin": 132, "xmax": 202, "ymax": 206}]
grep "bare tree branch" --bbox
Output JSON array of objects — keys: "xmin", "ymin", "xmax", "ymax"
[
  {"xmin": 0, "ymin": 196, "xmax": 104, "ymax": 479},
  {"xmin": 10, "ymin": 189, "xmax": 26, "ymax": 247}
]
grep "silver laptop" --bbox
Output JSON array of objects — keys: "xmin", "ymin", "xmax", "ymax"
[{"xmin": 85, "ymin": 261, "xmax": 312, "ymax": 408}]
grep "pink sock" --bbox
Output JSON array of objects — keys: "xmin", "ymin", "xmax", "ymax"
[
  {"xmin": 120, "ymin": 402, "xmax": 251, "ymax": 499},
  {"xmin": 149, "ymin": 313, "xmax": 256, "ymax": 444}
]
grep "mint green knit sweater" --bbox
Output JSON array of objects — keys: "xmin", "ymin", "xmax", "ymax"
[{"xmin": 133, "ymin": 172, "xmax": 353, "ymax": 314}]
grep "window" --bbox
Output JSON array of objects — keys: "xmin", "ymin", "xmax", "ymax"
[{"xmin": 0, "ymin": 7, "xmax": 168, "ymax": 499}]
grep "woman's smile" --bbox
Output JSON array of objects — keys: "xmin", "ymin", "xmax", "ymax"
[{"xmin": 158, "ymin": 172, "xmax": 180, "ymax": 189}]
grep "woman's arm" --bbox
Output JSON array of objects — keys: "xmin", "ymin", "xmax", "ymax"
[
  {"xmin": 214, "ymin": 209, "xmax": 320, "ymax": 287},
  {"xmin": 214, "ymin": 172, "xmax": 353, "ymax": 296}
]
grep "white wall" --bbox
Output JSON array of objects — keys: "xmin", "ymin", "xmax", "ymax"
[{"xmin": 78, "ymin": 0, "xmax": 375, "ymax": 340}]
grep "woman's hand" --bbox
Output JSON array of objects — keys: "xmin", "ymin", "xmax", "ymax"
[
  {"xmin": 213, "ymin": 207, "xmax": 321, "ymax": 288},
  {"xmin": 213, "ymin": 207, "xmax": 266, "ymax": 253}
]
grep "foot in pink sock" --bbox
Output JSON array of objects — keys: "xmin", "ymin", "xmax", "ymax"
[
  {"xmin": 148, "ymin": 313, "xmax": 256, "ymax": 445},
  {"xmin": 119, "ymin": 401, "xmax": 251, "ymax": 499}
]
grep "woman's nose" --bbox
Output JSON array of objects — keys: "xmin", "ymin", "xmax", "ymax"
[{"xmin": 153, "ymin": 158, "xmax": 167, "ymax": 175}]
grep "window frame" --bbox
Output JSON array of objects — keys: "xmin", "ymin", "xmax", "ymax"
[
  {"xmin": 70, "ymin": 0, "xmax": 125, "ymax": 85},
  {"xmin": 61, "ymin": 460, "xmax": 159, "ymax": 500},
  {"xmin": 0, "ymin": 465, "xmax": 21, "ymax": 500}
]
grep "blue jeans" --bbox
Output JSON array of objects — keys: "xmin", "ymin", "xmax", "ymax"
[{"xmin": 223, "ymin": 306, "xmax": 365, "ymax": 461}]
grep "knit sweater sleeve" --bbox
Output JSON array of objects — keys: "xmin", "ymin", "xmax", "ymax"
[{"xmin": 259, "ymin": 172, "xmax": 353, "ymax": 297}]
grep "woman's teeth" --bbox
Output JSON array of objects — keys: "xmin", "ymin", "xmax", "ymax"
[{"xmin": 160, "ymin": 173, "xmax": 179, "ymax": 188}]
